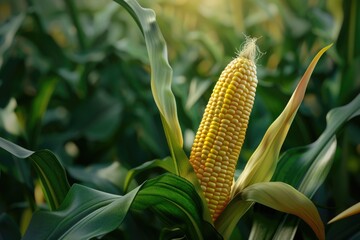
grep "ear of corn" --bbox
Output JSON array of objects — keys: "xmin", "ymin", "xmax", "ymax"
[{"xmin": 189, "ymin": 39, "xmax": 258, "ymax": 221}]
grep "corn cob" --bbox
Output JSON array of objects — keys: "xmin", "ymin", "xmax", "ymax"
[{"xmin": 189, "ymin": 39, "xmax": 258, "ymax": 221}]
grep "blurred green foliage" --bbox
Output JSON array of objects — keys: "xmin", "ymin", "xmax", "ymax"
[{"xmin": 0, "ymin": 0, "xmax": 359, "ymax": 239}]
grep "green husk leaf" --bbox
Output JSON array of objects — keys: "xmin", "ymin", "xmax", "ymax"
[
  {"xmin": 233, "ymin": 44, "xmax": 332, "ymax": 194},
  {"xmin": 215, "ymin": 199, "xmax": 254, "ymax": 238}
]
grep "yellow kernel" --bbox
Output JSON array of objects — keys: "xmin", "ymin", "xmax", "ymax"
[
  {"xmin": 207, "ymin": 182, "xmax": 216, "ymax": 189},
  {"xmin": 189, "ymin": 39, "xmax": 258, "ymax": 221},
  {"xmin": 213, "ymin": 166, "xmax": 222, "ymax": 173},
  {"xmin": 205, "ymin": 162, "xmax": 214, "ymax": 168}
]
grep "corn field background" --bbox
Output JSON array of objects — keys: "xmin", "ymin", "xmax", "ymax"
[{"xmin": 0, "ymin": 0, "xmax": 359, "ymax": 239}]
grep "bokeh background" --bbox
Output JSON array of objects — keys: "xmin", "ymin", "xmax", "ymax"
[{"xmin": 1, "ymin": 0, "xmax": 359, "ymax": 238}]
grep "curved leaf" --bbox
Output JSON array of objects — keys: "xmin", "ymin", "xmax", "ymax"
[
  {"xmin": 132, "ymin": 173, "xmax": 221, "ymax": 240},
  {"xmin": 273, "ymin": 139, "xmax": 336, "ymax": 194},
  {"xmin": 249, "ymin": 138, "xmax": 336, "ymax": 240},
  {"xmin": 29, "ymin": 150, "xmax": 70, "ymax": 210},
  {"xmin": 0, "ymin": 138, "xmax": 33, "ymax": 189},
  {"xmin": 328, "ymin": 202, "xmax": 360, "ymax": 224},
  {"xmin": 0, "ymin": 137, "xmax": 70, "ymax": 210},
  {"xmin": 23, "ymin": 174, "xmax": 220, "ymax": 240},
  {"xmin": 233, "ymin": 44, "xmax": 332, "ymax": 194},
  {"xmin": 113, "ymin": 0, "xmax": 183, "ymax": 152},
  {"xmin": 241, "ymin": 182, "xmax": 325, "ymax": 240},
  {"xmin": 250, "ymin": 93, "xmax": 360, "ymax": 239},
  {"xmin": 23, "ymin": 184, "xmax": 140, "ymax": 240},
  {"xmin": 113, "ymin": 0, "xmax": 211, "ymax": 223}
]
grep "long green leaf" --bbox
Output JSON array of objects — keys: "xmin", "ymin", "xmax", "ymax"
[
  {"xmin": 241, "ymin": 182, "xmax": 325, "ymax": 240},
  {"xmin": 23, "ymin": 184, "xmax": 140, "ymax": 240},
  {"xmin": 112, "ymin": 0, "xmax": 211, "ymax": 223},
  {"xmin": 0, "ymin": 137, "xmax": 70, "ymax": 210},
  {"xmin": 113, "ymin": 0, "xmax": 183, "ymax": 156},
  {"xmin": 250, "ymin": 93, "xmax": 360, "ymax": 239},
  {"xmin": 23, "ymin": 174, "xmax": 220, "ymax": 240}
]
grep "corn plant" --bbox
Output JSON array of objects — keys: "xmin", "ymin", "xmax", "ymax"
[{"xmin": 0, "ymin": 0, "xmax": 360, "ymax": 239}]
